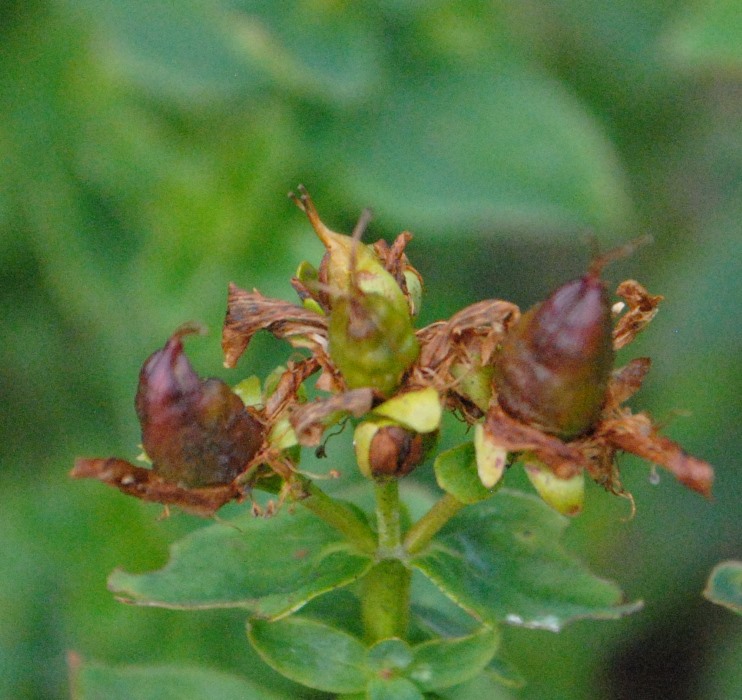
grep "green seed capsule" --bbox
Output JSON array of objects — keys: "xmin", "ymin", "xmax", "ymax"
[
  {"xmin": 328, "ymin": 292, "xmax": 419, "ymax": 396},
  {"xmin": 494, "ymin": 273, "xmax": 614, "ymax": 439}
]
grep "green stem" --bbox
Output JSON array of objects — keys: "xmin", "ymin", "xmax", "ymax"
[
  {"xmin": 361, "ymin": 559, "xmax": 410, "ymax": 643},
  {"xmin": 297, "ymin": 479, "xmax": 376, "ymax": 555},
  {"xmin": 361, "ymin": 479, "xmax": 410, "ymax": 643},
  {"xmin": 374, "ymin": 479, "xmax": 403, "ymax": 556},
  {"xmin": 403, "ymin": 492, "xmax": 465, "ymax": 556}
]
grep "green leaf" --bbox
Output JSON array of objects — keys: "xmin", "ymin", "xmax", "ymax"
[
  {"xmin": 484, "ymin": 656, "xmax": 527, "ymax": 689},
  {"xmin": 409, "ymin": 626, "xmax": 500, "ymax": 692},
  {"xmin": 72, "ymin": 0, "xmax": 265, "ymax": 103},
  {"xmin": 229, "ymin": 2, "xmax": 383, "ymax": 105},
  {"xmin": 662, "ymin": 0, "xmax": 742, "ymax": 71},
  {"xmin": 436, "ymin": 668, "xmax": 517, "ymax": 700},
  {"xmin": 69, "ymin": 658, "xmax": 287, "ymax": 700},
  {"xmin": 366, "ymin": 638, "xmax": 414, "ymax": 673},
  {"xmin": 108, "ymin": 508, "xmax": 373, "ymax": 617},
  {"xmin": 248, "ymin": 617, "xmax": 367, "ymax": 693},
  {"xmin": 411, "ymin": 489, "xmax": 642, "ymax": 630},
  {"xmin": 434, "ymin": 442, "xmax": 495, "ymax": 504},
  {"xmin": 703, "ymin": 560, "xmax": 742, "ymax": 614},
  {"xmin": 324, "ymin": 62, "xmax": 632, "ymax": 236},
  {"xmin": 367, "ymin": 677, "xmax": 424, "ymax": 700}
]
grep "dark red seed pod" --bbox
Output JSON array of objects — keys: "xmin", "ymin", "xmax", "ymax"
[
  {"xmin": 494, "ymin": 272, "xmax": 614, "ymax": 440},
  {"xmin": 135, "ymin": 325, "xmax": 264, "ymax": 488}
]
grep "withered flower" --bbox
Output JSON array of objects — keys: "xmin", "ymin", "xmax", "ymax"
[
  {"xmin": 484, "ymin": 277, "xmax": 714, "ymax": 504},
  {"xmin": 72, "ymin": 325, "xmax": 266, "ymax": 516},
  {"xmin": 74, "ymin": 187, "xmax": 713, "ymax": 518}
]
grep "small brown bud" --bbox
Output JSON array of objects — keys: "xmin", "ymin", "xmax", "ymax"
[{"xmin": 354, "ymin": 420, "xmax": 436, "ymax": 479}]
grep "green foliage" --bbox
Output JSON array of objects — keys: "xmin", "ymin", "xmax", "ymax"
[
  {"xmin": 1, "ymin": 1, "xmax": 740, "ymax": 699},
  {"xmin": 70, "ymin": 660, "xmax": 284, "ymax": 700},
  {"xmin": 703, "ymin": 561, "xmax": 742, "ymax": 615},
  {"xmin": 411, "ymin": 491, "xmax": 641, "ymax": 631},
  {"xmin": 108, "ymin": 508, "xmax": 374, "ymax": 616}
]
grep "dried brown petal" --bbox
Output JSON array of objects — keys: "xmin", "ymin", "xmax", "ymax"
[
  {"xmin": 70, "ymin": 458, "xmax": 241, "ymax": 517},
  {"xmin": 223, "ymin": 284, "xmax": 328, "ymax": 368},
  {"xmin": 417, "ymin": 300, "xmax": 520, "ymax": 372},
  {"xmin": 484, "ymin": 405, "xmax": 590, "ymax": 479},
  {"xmin": 606, "ymin": 358, "xmax": 652, "ymax": 407},
  {"xmin": 263, "ymin": 358, "xmax": 321, "ymax": 420},
  {"xmin": 613, "ymin": 280, "xmax": 664, "ymax": 350},
  {"xmin": 598, "ymin": 413, "xmax": 714, "ymax": 497},
  {"xmin": 290, "ymin": 388, "xmax": 374, "ymax": 446}
]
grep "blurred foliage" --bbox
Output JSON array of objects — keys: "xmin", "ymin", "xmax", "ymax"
[{"xmin": 0, "ymin": 0, "xmax": 740, "ymax": 698}]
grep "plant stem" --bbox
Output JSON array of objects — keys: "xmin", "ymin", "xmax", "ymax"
[
  {"xmin": 298, "ymin": 479, "xmax": 376, "ymax": 555},
  {"xmin": 361, "ymin": 559, "xmax": 410, "ymax": 643},
  {"xmin": 403, "ymin": 492, "xmax": 465, "ymax": 556},
  {"xmin": 374, "ymin": 479, "xmax": 403, "ymax": 556},
  {"xmin": 361, "ymin": 479, "xmax": 410, "ymax": 643}
]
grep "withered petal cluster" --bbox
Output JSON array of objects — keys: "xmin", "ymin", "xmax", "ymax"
[{"xmin": 73, "ymin": 189, "xmax": 713, "ymax": 517}]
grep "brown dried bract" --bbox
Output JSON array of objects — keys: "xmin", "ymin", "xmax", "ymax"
[
  {"xmin": 290, "ymin": 388, "xmax": 374, "ymax": 446},
  {"xmin": 484, "ymin": 405, "xmax": 589, "ymax": 479},
  {"xmin": 70, "ymin": 458, "xmax": 242, "ymax": 518},
  {"xmin": 223, "ymin": 284, "xmax": 328, "ymax": 368},
  {"xmin": 606, "ymin": 358, "xmax": 652, "ymax": 406},
  {"xmin": 596, "ymin": 413, "xmax": 714, "ymax": 498},
  {"xmin": 417, "ymin": 300, "xmax": 520, "ymax": 372},
  {"xmin": 613, "ymin": 280, "xmax": 664, "ymax": 350}
]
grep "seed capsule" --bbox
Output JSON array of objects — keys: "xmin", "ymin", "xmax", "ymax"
[
  {"xmin": 354, "ymin": 419, "xmax": 436, "ymax": 479},
  {"xmin": 328, "ymin": 292, "xmax": 419, "ymax": 396},
  {"xmin": 494, "ymin": 272, "xmax": 614, "ymax": 439},
  {"xmin": 135, "ymin": 325, "xmax": 264, "ymax": 488}
]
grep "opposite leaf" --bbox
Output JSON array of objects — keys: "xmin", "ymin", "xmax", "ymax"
[
  {"xmin": 108, "ymin": 508, "xmax": 372, "ymax": 618},
  {"xmin": 68, "ymin": 657, "xmax": 286, "ymax": 700},
  {"xmin": 411, "ymin": 489, "xmax": 642, "ymax": 631},
  {"xmin": 248, "ymin": 617, "xmax": 367, "ymax": 694},
  {"xmin": 703, "ymin": 560, "xmax": 742, "ymax": 615},
  {"xmin": 408, "ymin": 626, "xmax": 500, "ymax": 692}
]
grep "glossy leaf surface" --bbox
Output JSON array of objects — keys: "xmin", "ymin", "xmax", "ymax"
[
  {"xmin": 108, "ymin": 508, "xmax": 373, "ymax": 617},
  {"xmin": 411, "ymin": 489, "xmax": 642, "ymax": 630}
]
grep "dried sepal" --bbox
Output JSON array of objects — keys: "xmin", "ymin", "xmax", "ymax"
[
  {"xmin": 597, "ymin": 413, "xmax": 714, "ymax": 497},
  {"xmin": 290, "ymin": 388, "xmax": 374, "ymax": 446},
  {"xmin": 222, "ymin": 284, "xmax": 328, "ymax": 368},
  {"xmin": 290, "ymin": 185, "xmax": 409, "ymax": 314},
  {"xmin": 484, "ymin": 405, "xmax": 589, "ymax": 479},
  {"xmin": 413, "ymin": 299, "xmax": 520, "ymax": 419},
  {"xmin": 70, "ymin": 458, "xmax": 241, "ymax": 518},
  {"xmin": 417, "ymin": 300, "xmax": 520, "ymax": 372},
  {"xmin": 263, "ymin": 358, "xmax": 320, "ymax": 420},
  {"xmin": 612, "ymin": 280, "xmax": 664, "ymax": 350},
  {"xmin": 605, "ymin": 358, "xmax": 652, "ymax": 406}
]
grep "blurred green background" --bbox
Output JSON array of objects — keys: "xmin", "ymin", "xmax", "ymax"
[{"xmin": 1, "ymin": 1, "xmax": 740, "ymax": 698}]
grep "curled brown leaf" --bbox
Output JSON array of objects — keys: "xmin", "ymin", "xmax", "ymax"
[
  {"xmin": 290, "ymin": 388, "xmax": 375, "ymax": 446},
  {"xmin": 223, "ymin": 284, "xmax": 328, "ymax": 368},
  {"xmin": 613, "ymin": 280, "xmax": 664, "ymax": 350},
  {"xmin": 598, "ymin": 414, "xmax": 714, "ymax": 497},
  {"xmin": 70, "ymin": 458, "xmax": 241, "ymax": 517}
]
